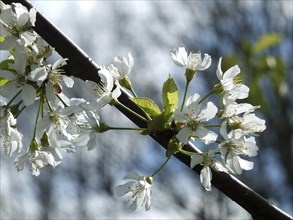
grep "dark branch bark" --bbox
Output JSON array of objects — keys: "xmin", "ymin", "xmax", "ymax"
[{"xmin": 2, "ymin": 0, "xmax": 292, "ymax": 219}]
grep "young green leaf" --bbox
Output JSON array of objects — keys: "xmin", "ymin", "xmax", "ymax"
[
  {"xmin": 130, "ymin": 97, "xmax": 161, "ymax": 118},
  {"xmin": 0, "ymin": 59, "xmax": 14, "ymax": 70},
  {"xmin": 162, "ymin": 74, "xmax": 178, "ymax": 108},
  {"xmin": 252, "ymin": 33, "xmax": 282, "ymax": 54},
  {"xmin": 161, "ymin": 104, "xmax": 174, "ymax": 128},
  {"xmin": 0, "ymin": 77, "xmax": 9, "ymax": 86}
]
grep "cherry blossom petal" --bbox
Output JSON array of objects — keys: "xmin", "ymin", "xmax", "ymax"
[
  {"xmin": 190, "ymin": 154, "xmax": 203, "ymax": 168},
  {"xmin": 176, "ymin": 127, "xmax": 192, "ymax": 144},
  {"xmin": 197, "ymin": 126, "xmax": 218, "ymax": 144},
  {"xmin": 198, "ymin": 101, "xmax": 218, "ymax": 122},
  {"xmin": 21, "ymin": 84, "xmax": 36, "ymax": 106},
  {"xmin": 200, "ymin": 166, "xmax": 212, "ymax": 191}
]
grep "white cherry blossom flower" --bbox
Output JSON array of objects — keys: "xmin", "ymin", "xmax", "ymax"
[
  {"xmin": 221, "ymin": 100, "xmax": 266, "ymax": 135},
  {"xmin": 2, "ymin": 45, "xmax": 70, "ymax": 109},
  {"xmin": 221, "ymin": 101, "xmax": 256, "ymax": 118},
  {"xmin": 216, "ymin": 57, "xmax": 249, "ymax": 104},
  {"xmin": 219, "ymin": 122, "xmax": 258, "ymax": 174},
  {"xmin": 0, "ymin": 2, "xmax": 37, "ymax": 49},
  {"xmin": 107, "ymin": 52, "xmax": 134, "ymax": 91},
  {"xmin": 14, "ymin": 135, "xmax": 62, "ymax": 176},
  {"xmin": 190, "ymin": 152, "xmax": 215, "ymax": 191},
  {"xmin": 220, "ymin": 149, "xmax": 254, "ymax": 175},
  {"xmin": 109, "ymin": 52, "xmax": 134, "ymax": 80},
  {"xmin": 84, "ymin": 66, "xmax": 121, "ymax": 109},
  {"xmin": 67, "ymin": 110, "xmax": 104, "ymax": 151},
  {"xmin": 174, "ymin": 93, "xmax": 218, "ymax": 144},
  {"xmin": 115, "ymin": 172, "xmax": 153, "ymax": 211},
  {"xmin": 228, "ymin": 113, "xmax": 266, "ymax": 135},
  {"xmin": 28, "ymin": 37, "xmax": 53, "ymax": 66},
  {"xmin": 0, "ymin": 107, "xmax": 22, "ymax": 156},
  {"xmin": 37, "ymin": 108, "xmax": 75, "ymax": 147},
  {"xmin": 171, "ymin": 47, "xmax": 211, "ymax": 72},
  {"xmin": 44, "ymin": 58, "xmax": 73, "ymax": 108},
  {"xmin": 27, "ymin": 66, "xmax": 48, "ymax": 87},
  {"xmin": 0, "ymin": 45, "xmax": 37, "ymax": 106}
]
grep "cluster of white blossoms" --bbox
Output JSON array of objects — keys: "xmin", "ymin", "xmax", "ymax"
[
  {"xmin": 0, "ymin": 2, "xmax": 127, "ymax": 176},
  {"xmin": 1, "ymin": 2, "xmax": 266, "ymax": 211},
  {"xmin": 170, "ymin": 47, "xmax": 266, "ymax": 191}
]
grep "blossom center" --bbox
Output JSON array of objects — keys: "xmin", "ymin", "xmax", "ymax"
[
  {"xmin": 225, "ymin": 141, "xmax": 246, "ymax": 155},
  {"xmin": 130, "ymin": 183, "xmax": 145, "ymax": 199},
  {"xmin": 16, "ymin": 74, "xmax": 27, "ymax": 85}
]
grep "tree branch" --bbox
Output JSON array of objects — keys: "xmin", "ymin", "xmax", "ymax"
[{"xmin": 2, "ymin": 0, "xmax": 292, "ymax": 219}]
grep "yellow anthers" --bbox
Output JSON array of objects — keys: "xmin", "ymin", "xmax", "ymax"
[
  {"xmin": 233, "ymin": 75, "xmax": 244, "ymax": 86},
  {"xmin": 49, "ymin": 69, "xmax": 65, "ymax": 85},
  {"xmin": 228, "ymin": 120, "xmax": 242, "ymax": 130}
]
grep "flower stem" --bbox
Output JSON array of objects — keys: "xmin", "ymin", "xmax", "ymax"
[
  {"xmin": 178, "ymin": 148, "xmax": 194, "ymax": 157},
  {"xmin": 13, "ymin": 100, "xmax": 24, "ymax": 118},
  {"xmin": 33, "ymin": 101, "xmax": 42, "ymax": 139},
  {"xmin": 107, "ymin": 126, "xmax": 146, "ymax": 131},
  {"xmin": 198, "ymin": 90, "xmax": 214, "ymax": 105},
  {"xmin": 44, "ymin": 92, "xmax": 53, "ymax": 112},
  {"xmin": 180, "ymin": 80, "xmax": 190, "ymax": 111},
  {"xmin": 129, "ymin": 86, "xmax": 138, "ymax": 98},
  {"xmin": 116, "ymin": 100, "xmax": 148, "ymax": 122},
  {"xmin": 6, "ymin": 90, "xmax": 22, "ymax": 107},
  {"xmin": 56, "ymin": 94, "xmax": 68, "ymax": 107},
  {"xmin": 151, "ymin": 156, "xmax": 171, "ymax": 177},
  {"xmin": 203, "ymin": 124, "xmax": 221, "ymax": 128},
  {"xmin": 14, "ymin": 106, "xmax": 26, "ymax": 118},
  {"xmin": 41, "ymin": 100, "xmax": 44, "ymax": 118}
]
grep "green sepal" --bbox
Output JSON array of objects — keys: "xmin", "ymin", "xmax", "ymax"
[
  {"xmin": 212, "ymin": 82, "xmax": 223, "ymax": 94},
  {"xmin": 119, "ymin": 77, "xmax": 132, "ymax": 91},
  {"xmin": 130, "ymin": 97, "xmax": 161, "ymax": 118},
  {"xmin": 166, "ymin": 137, "xmax": 182, "ymax": 157},
  {"xmin": 29, "ymin": 138, "xmax": 40, "ymax": 152},
  {"xmin": 185, "ymin": 68, "xmax": 196, "ymax": 83},
  {"xmin": 40, "ymin": 132, "xmax": 50, "ymax": 148},
  {"xmin": 146, "ymin": 176, "xmax": 153, "ymax": 185},
  {"xmin": 95, "ymin": 122, "xmax": 110, "ymax": 133}
]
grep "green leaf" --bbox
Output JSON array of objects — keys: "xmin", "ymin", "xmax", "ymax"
[
  {"xmin": 0, "ymin": 36, "xmax": 5, "ymax": 43},
  {"xmin": 0, "ymin": 59, "xmax": 14, "ymax": 70},
  {"xmin": 0, "ymin": 77, "xmax": 9, "ymax": 86},
  {"xmin": 161, "ymin": 75, "xmax": 178, "ymax": 126},
  {"xmin": 145, "ymin": 113, "xmax": 173, "ymax": 137},
  {"xmin": 161, "ymin": 104, "xmax": 174, "ymax": 128},
  {"xmin": 247, "ymin": 81, "xmax": 268, "ymax": 114},
  {"xmin": 162, "ymin": 75, "xmax": 178, "ymax": 108},
  {"xmin": 252, "ymin": 33, "xmax": 282, "ymax": 54},
  {"xmin": 130, "ymin": 97, "xmax": 161, "ymax": 118}
]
